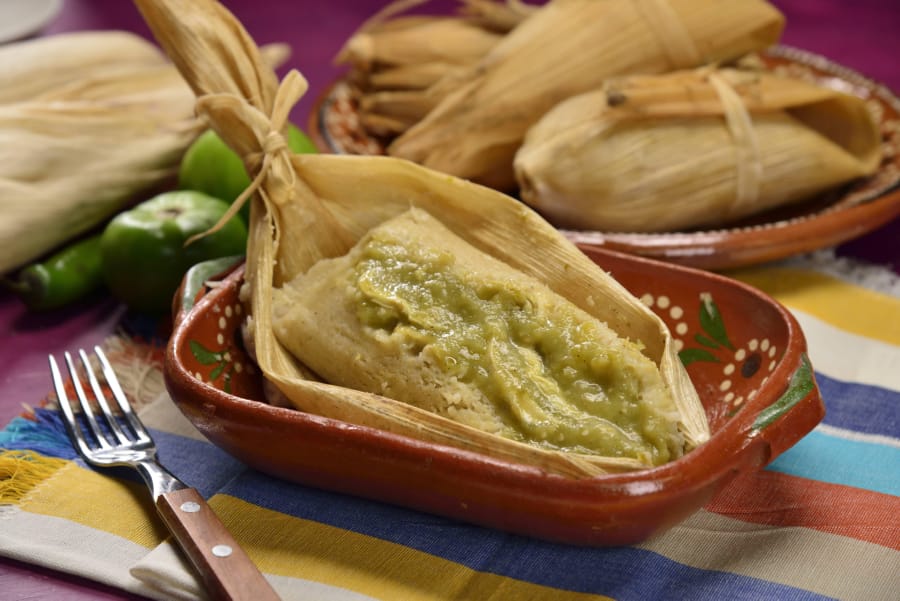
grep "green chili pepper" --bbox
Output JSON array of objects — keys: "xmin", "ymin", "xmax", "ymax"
[{"xmin": 4, "ymin": 234, "xmax": 105, "ymax": 311}]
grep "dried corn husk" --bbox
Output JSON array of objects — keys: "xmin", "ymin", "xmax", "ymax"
[
  {"xmin": 459, "ymin": 0, "xmax": 539, "ymax": 32},
  {"xmin": 514, "ymin": 67, "xmax": 883, "ymax": 231},
  {"xmin": 0, "ymin": 32, "xmax": 200, "ymax": 274},
  {"xmin": 0, "ymin": 31, "xmax": 164, "ymax": 103},
  {"xmin": 337, "ymin": 1, "xmax": 533, "ymax": 137},
  {"xmin": 390, "ymin": 0, "xmax": 786, "ymax": 190},
  {"xmin": 135, "ymin": 0, "xmax": 709, "ymax": 479},
  {"xmin": 0, "ymin": 32, "xmax": 290, "ymax": 275}
]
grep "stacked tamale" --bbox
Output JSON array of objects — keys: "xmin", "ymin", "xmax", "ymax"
[
  {"xmin": 336, "ymin": 0, "xmax": 535, "ymax": 137},
  {"xmin": 0, "ymin": 31, "xmax": 201, "ymax": 274},
  {"xmin": 340, "ymin": 0, "xmax": 882, "ymax": 232},
  {"xmin": 515, "ymin": 68, "xmax": 883, "ymax": 231},
  {"xmin": 136, "ymin": 0, "xmax": 710, "ymax": 478},
  {"xmin": 0, "ymin": 31, "xmax": 289, "ymax": 275}
]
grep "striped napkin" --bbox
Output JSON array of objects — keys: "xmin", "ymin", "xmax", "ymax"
[{"xmin": 1, "ymin": 252, "xmax": 898, "ymax": 601}]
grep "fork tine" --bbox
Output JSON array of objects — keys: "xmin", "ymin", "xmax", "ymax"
[
  {"xmin": 63, "ymin": 351, "xmax": 114, "ymax": 451},
  {"xmin": 93, "ymin": 346, "xmax": 153, "ymax": 445},
  {"xmin": 49, "ymin": 355, "xmax": 99, "ymax": 459},
  {"xmin": 78, "ymin": 348, "xmax": 131, "ymax": 446}
]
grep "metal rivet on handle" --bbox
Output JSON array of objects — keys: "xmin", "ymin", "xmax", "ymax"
[
  {"xmin": 212, "ymin": 544, "xmax": 233, "ymax": 557},
  {"xmin": 180, "ymin": 501, "xmax": 201, "ymax": 513}
]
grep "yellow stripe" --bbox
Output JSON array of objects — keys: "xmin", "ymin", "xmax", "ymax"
[
  {"xmin": 16, "ymin": 459, "xmax": 167, "ymax": 549},
  {"xmin": 728, "ymin": 266, "xmax": 900, "ymax": 346},
  {"xmin": 210, "ymin": 495, "xmax": 612, "ymax": 601},
  {"xmin": 641, "ymin": 509, "xmax": 900, "ymax": 601}
]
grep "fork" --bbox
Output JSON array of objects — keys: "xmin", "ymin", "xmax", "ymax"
[{"xmin": 49, "ymin": 346, "xmax": 280, "ymax": 601}]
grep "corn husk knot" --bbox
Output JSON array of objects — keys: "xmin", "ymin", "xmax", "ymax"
[{"xmin": 189, "ymin": 71, "xmax": 309, "ymax": 242}]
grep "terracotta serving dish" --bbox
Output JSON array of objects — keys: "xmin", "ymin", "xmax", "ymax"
[
  {"xmin": 164, "ymin": 250, "xmax": 823, "ymax": 546},
  {"xmin": 309, "ymin": 45, "xmax": 900, "ymax": 270}
]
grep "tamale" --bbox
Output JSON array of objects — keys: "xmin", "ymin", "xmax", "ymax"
[
  {"xmin": 135, "ymin": 0, "xmax": 709, "ymax": 478},
  {"xmin": 273, "ymin": 208, "xmax": 685, "ymax": 466},
  {"xmin": 336, "ymin": 1, "xmax": 535, "ymax": 139},
  {"xmin": 389, "ymin": 0, "xmax": 786, "ymax": 190},
  {"xmin": 514, "ymin": 68, "xmax": 883, "ymax": 232},
  {"xmin": 0, "ymin": 32, "xmax": 200, "ymax": 274},
  {"xmin": 338, "ymin": 15, "xmax": 502, "ymax": 74},
  {"xmin": 0, "ymin": 32, "xmax": 289, "ymax": 275},
  {"xmin": 0, "ymin": 31, "xmax": 164, "ymax": 104}
]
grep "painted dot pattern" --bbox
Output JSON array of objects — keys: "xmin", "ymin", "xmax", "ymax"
[
  {"xmin": 191, "ymin": 301, "xmax": 249, "ymax": 387},
  {"xmin": 640, "ymin": 291, "xmax": 783, "ymax": 412}
]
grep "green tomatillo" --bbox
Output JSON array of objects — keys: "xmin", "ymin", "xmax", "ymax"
[{"xmin": 100, "ymin": 190, "xmax": 247, "ymax": 315}]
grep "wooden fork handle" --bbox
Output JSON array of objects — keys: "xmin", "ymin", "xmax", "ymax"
[{"xmin": 156, "ymin": 487, "xmax": 281, "ymax": 601}]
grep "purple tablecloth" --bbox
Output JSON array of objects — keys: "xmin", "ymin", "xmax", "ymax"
[{"xmin": 1, "ymin": 1, "xmax": 898, "ymax": 598}]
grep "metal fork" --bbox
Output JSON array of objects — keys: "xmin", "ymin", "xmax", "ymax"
[{"xmin": 50, "ymin": 346, "xmax": 280, "ymax": 601}]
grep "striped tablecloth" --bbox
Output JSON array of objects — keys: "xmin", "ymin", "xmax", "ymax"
[{"xmin": 1, "ymin": 252, "xmax": 898, "ymax": 601}]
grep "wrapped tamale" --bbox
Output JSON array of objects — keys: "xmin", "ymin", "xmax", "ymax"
[
  {"xmin": 514, "ymin": 68, "xmax": 883, "ymax": 232},
  {"xmin": 0, "ymin": 31, "xmax": 290, "ymax": 276},
  {"xmin": 0, "ymin": 31, "xmax": 201, "ymax": 274},
  {"xmin": 336, "ymin": 1, "xmax": 533, "ymax": 137},
  {"xmin": 135, "ymin": 0, "xmax": 709, "ymax": 478},
  {"xmin": 0, "ymin": 31, "xmax": 164, "ymax": 104},
  {"xmin": 389, "ymin": 0, "xmax": 786, "ymax": 190}
]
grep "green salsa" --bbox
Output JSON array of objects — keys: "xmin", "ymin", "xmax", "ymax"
[{"xmin": 353, "ymin": 233, "xmax": 677, "ymax": 465}]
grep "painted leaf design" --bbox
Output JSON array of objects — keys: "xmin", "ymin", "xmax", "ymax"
[
  {"xmin": 209, "ymin": 363, "xmax": 226, "ymax": 381},
  {"xmin": 694, "ymin": 333, "xmax": 720, "ymax": 349},
  {"xmin": 189, "ymin": 340, "xmax": 221, "ymax": 365},
  {"xmin": 679, "ymin": 348, "xmax": 719, "ymax": 366},
  {"xmin": 699, "ymin": 293, "xmax": 734, "ymax": 350}
]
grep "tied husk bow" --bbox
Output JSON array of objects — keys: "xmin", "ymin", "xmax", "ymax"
[{"xmin": 135, "ymin": 0, "xmax": 709, "ymax": 479}]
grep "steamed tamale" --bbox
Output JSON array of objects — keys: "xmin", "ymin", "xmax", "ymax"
[
  {"xmin": 514, "ymin": 68, "xmax": 883, "ymax": 232},
  {"xmin": 389, "ymin": 0, "xmax": 785, "ymax": 190},
  {"xmin": 336, "ymin": 2, "xmax": 527, "ymax": 137},
  {"xmin": 0, "ymin": 31, "xmax": 202, "ymax": 275},
  {"xmin": 135, "ymin": 0, "xmax": 709, "ymax": 478},
  {"xmin": 273, "ymin": 208, "xmax": 684, "ymax": 466}
]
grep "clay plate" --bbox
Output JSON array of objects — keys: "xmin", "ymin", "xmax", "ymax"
[
  {"xmin": 308, "ymin": 45, "xmax": 900, "ymax": 270},
  {"xmin": 164, "ymin": 251, "xmax": 824, "ymax": 546}
]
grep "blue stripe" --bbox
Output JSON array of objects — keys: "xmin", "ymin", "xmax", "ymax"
[
  {"xmin": 216, "ymin": 470, "xmax": 833, "ymax": 600},
  {"xmin": 816, "ymin": 373, "xmax": 899, "ymax": 439},
  {"xmin": 152, "ymin": 429, "xmax": 248, "ymax": 498},
  {"xmin": 0, "ymin": 410, "xmax": 837, "ymax": 599},
  {"xmin": 766, "ymin": 429, "xmax": 900, "ymax": 496}
]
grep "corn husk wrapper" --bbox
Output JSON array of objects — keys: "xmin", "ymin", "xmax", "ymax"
[
  {"xmin": 0, "ymin": 31, "xmax": 201, "ymax": 274},
  {"xmin": 135, "ymin": 0, "xmax": 709, "ymax": 479},
  {"xmin": 0, "ymin": 31, "xmax": 290, "ymax": 275},
  {"xmin": 459, "ymin": 0, "xmax": 539, "ymax": 32},
  {"xmin": 514, "ymin": 68, "xmax": 883, "ymax": 232},
  {"xmin": 390, "ymin": 0, "xmax": 786, "ymax": 190},
  {"xmin": 0, "ymin": 31, "xmax": 165, "ymax": 104},
  {"xmin": 337, "ymin": 0, "xmax": 531, "ymax": 74},
  {"xmin": 337, "ymin": 1, "xmax": 534, "ymax": 137}
]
